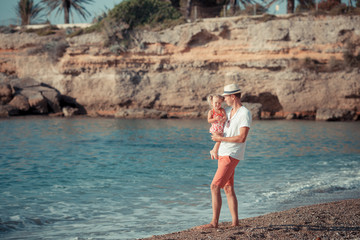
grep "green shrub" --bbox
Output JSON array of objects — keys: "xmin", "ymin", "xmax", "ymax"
[
  {"xmin": 317, "ymin": 0, "xmax": 343, "ymax": 11},
  {"xmin": 100, "ymin": 18, "xmax": 130, "ymax": 48},
  {"xmin": 109, "ymin": 44, "xmax": 128, "ymax": 54},
  {"xmin": 108, "ymin": 0, "xmax": 182, "ymax": 29},
  {"xmin": 328, "ymin": 4, "xmax": 348, "ymax": 15},
  {"xmin": 95, "ymin": 0, "xmax": 184, "ymax": 52}
]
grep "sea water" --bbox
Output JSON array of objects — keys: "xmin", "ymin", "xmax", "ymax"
[{"xmin": 0, "ymin": 118, "xmax": 359, "ymax": 240}]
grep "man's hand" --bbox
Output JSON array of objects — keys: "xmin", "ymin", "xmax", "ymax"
[
  {"xmin": 212, "ymin": 127, "xmax": 250, "ymax": 143},
  {"xmin": 212, "ymin": 135, "xmax": 222, "ymax": 142}
]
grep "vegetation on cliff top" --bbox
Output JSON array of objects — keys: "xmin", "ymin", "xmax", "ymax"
[
  {"xmin": 88, "ymin": 0, "xmax": 185, "ymax": 52},
  {"xmin": 41, "ymin": 0, "xmax": 94, "ymax": 24},
  {"xmin": 12, "ymin": 0, "xmax": 360, "ymax": 29},
  {"xmin": 107, "ymin": 0, "xmax": 183, "ymax": 30}
]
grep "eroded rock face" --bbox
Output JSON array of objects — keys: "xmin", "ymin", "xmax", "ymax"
[{"xmin": 0, "ymin": 15, "xmax": 359, "ymax": 119}]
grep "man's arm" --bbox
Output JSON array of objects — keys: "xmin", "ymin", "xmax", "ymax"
[{"xmin": 211, "ymin": 127, "xmax": 250, "ymax": 143}]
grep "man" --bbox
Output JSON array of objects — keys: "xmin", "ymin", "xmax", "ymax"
[{"xmin": 201, "ymin": 83, "xmax": 252, "ymax": 229}]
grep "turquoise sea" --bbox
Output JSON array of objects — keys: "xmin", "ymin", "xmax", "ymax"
[{"xmin": 0, "ymin": 118, "xmax": 359, "ymax": 240}]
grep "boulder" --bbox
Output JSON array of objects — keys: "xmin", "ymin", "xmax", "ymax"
[
  {"xmin": 0, "ymin": 106, "xmax": 7, "ymax": 117},
  {"xmin": 0, "ymin": 105, "xmax": 9, "ymax": 117},
  {"xmin": 286, "ymin": 113, "xmax": 297, "ymax": 120},
  {"xmin": 8, "ymin": 94, "xmax": 30, "ymax": 112},
  {"xmin": 316, "ymin": 108, "xmax": 356, "ymax": 121},
  {"xmin": 0, "ymin": 105, "xmax": 19, "ymax": 117},
  {"xmin": 41, "ymin": 89, "xmax": 61, "ymax": 113},
  {"xmin": 9, "ymin": 77, "xmax": 41, "ymax": 89},
  {"xmin": 0, "ymin": 74, "xmax": 78, "ymax": 116},
  {"xmin": 115, "ymin": 108, "xmax": 167, "ymax": 119},
  {"xmin": 62, "ymin": 106, "xmax": 79, "ymax": 117},
  {"xmin": 0, "ymin": 83, "xmax": 12, "ymax": 104},
  {"xmin": 21, "ymin": 90, "xmax": 48, "ymax": 114}
]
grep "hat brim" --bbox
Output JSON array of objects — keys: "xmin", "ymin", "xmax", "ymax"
[{"xmin": 222, "ymin": 90, "xmax": 241, "ymax": 96}]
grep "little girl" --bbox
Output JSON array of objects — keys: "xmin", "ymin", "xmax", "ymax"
[{"xmin": 207, "ymin": 94, "xmax": 227, "ymax": 160}]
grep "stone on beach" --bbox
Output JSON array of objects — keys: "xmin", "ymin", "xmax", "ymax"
[{"xmin": 140, "ymin": 199, "xmax": 360, "ymax": 240}]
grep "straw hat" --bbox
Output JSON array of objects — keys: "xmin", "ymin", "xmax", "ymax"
[{"xmin": 222, "ymin": 83, "xmax": 241, "ymax": 96}]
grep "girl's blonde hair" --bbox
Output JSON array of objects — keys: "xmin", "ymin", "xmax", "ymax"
[{"xmin": 207, "ymin": 94, "xmax": 225, "ymax": 108}]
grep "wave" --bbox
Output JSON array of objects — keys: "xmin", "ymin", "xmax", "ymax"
[
  {"xmin": 261, "ymin": 168, "xmax": 360, "ymax": 203},
  {"xmin": 0, "ymin": 216, "xmax": 55, "ymax": 233}
]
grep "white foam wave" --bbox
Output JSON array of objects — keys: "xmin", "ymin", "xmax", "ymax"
[{"xmin": 261, "ymin": 168, "xmax": 360, "ymax": 202}]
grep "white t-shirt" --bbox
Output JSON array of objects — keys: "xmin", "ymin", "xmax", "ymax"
[{"xmin": 218, "ymin": 106, "xmax": 252, "ymax": 160}]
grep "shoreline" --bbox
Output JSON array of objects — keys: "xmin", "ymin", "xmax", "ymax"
[
  {"xmin": 1, "ymin": 114, "xmax": 359, "ymax": 121},
  {"xmin": 140, "ymin": 198, "xmax": 360, "ymax": 240}
]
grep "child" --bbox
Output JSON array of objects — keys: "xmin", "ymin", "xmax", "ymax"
[{"xmin": 207, "ymin": 94, "xmax": 227, "ymax": 160}]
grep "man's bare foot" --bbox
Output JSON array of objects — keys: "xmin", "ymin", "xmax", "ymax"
[
  {"xmin": 209, "ymin": 150, "xmax": 218, "ymax": 160},
  {"xmin": 230, "ymin": 221, "xmax": 239, "ymax": 227},
  {"xmin": 195, "ymin": 223, "xmax": 218, "ymax": 229}
]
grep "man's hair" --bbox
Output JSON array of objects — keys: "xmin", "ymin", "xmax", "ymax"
[{"xmin": 234, "ymin": 93, "xmax": 241, "ymax": 99}]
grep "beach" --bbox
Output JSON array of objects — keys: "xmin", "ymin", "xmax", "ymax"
[{"xmin": 141, "ymin": 199, "xmax": 360, "ymax": 240}]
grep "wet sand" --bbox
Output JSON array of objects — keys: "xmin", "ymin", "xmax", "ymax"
[{"xmin": 140, "ymin": 198, "xmax": 360, "ymax": 240}]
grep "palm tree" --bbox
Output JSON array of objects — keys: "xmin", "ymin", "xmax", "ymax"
[
  {"xmin": 16, "ymin": 0, "xmax": 44, "ymax": 25},
  {"xmin": 41, "ymin": 0, "xmax": 94, "ymax": 24}
]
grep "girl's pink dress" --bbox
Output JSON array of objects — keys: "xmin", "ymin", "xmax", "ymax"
[{"xmin": 210, "ymin": 109, "xmax": 225, "ymax": 134}]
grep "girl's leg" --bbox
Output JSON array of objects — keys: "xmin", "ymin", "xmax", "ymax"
[{"xmin": 210, "ymin": 133, "xmax": 222, "ymax": 160}]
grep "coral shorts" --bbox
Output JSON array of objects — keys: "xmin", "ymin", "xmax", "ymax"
[{"xmin": 211, "ymin": 156, "xmax": 240, "ymax": 188}]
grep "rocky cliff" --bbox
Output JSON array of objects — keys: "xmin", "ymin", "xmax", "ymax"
[{"xmin": 0, "ymin": 14, "xmax": 359, "ymax": 120}]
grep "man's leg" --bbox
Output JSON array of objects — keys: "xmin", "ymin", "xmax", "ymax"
[
  {"xmin": 197, "ymin": 183, "xmax": 221, "ymax": 229},
  {"xmin": 199, "ymin": 156, "xmax": 239, "ymax": 229},
  {"xmin": 210, "ymin": 183, "xmax": 221, "ymax": 227},
  {"xmin": 224, "ymin": 185, "xmax": 239, "ymax": 226}
]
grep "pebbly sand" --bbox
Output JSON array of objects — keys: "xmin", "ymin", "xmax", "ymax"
[{"xmin": 140, "ymin": 199, "xmax": 360, "ymax": 240}]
